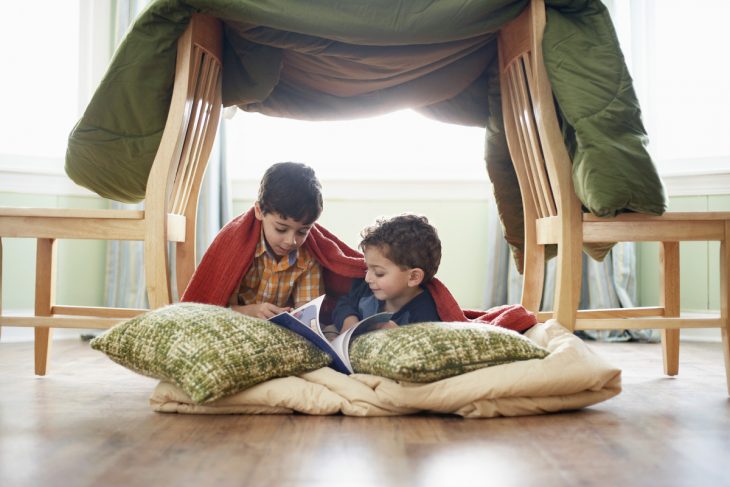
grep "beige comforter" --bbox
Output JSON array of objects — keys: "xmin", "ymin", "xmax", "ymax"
[{"xmin": 150, "ymin": 320, "xmax": 621, "ymax": 418}]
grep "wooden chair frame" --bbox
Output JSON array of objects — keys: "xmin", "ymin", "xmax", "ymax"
[
  {"xmin": 0, "ymin": 14, "xmax": 223, "ymax": 375},
  {"xmin": 498, "ymin": 0, "xmax": 730, "ymax": 393}
]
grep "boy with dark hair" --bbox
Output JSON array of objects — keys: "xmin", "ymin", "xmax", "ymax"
[
  {"xmin": 332, "ymin": 214, "xmax": 442, "ymax": 332},
  {"xmin": 228, "ymin": 162, "xmax": 325, "ymax": 318}
]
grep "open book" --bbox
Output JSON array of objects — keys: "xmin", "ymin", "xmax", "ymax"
[{"xmin": 269, "ymin": 295, "xmax": 393, "ymax": 374}]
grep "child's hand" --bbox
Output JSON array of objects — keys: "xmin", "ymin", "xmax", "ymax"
[
  {"xmin": 232, "ymin": 303, "xmax": 291, "ymax": 319},
  {"xmin": 340, "ymin": 315, "xmax": 360, "ymax": 333},
  {"xmin": 374, "ymin": 320, "xmax": 398, "ymax": 330}
]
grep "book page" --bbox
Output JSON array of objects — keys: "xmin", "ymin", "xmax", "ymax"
[
  {"xmin": 330, "ymin": 312, "xmax": 394, "ymax": 373},
  {"xmin": 350, "ymin": 312, "xmax": 394, "ymax": 338},
  {"xmin": 329, "ymin": 329, "xmax": 355, "ymax": 373},
  {"xmin": 269, "ymin": 305, "xmax": 350, "ymax": 375},
  {"xmin": 290, "ymin": 295, "xmax": 325, "ymax": 337}
]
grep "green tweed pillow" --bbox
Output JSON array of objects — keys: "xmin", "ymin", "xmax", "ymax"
[
  {"xmin": 90, "ymin": 303, "xmax": 330, "ymax": 403},
  {"xmin": 349, "ymin": 322, "xmax": 549, "ymax": 383}
]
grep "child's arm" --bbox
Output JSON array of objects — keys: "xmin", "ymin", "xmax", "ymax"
[
  {"xmin": 373, "ymin": 320, "xmax": 398, "ymax": 330},
  {"xmin": 227, "ymin": 283, "xmax": 291, "ymax": 319},
  {"xmin": 332, "ymin": 279, "xmax": 369, "ymax": 331},
  {"xmin": 339, "ymin": 315, "xmax": 361, "ymax": 332},
  {"xmin": 232, "ymin": 303, "xmax": 291, "ymax": 319}
]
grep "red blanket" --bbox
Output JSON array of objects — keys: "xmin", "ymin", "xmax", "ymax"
[{"xmin": 181, "ymin": 208, "xmax": 536, "ymax": 332}]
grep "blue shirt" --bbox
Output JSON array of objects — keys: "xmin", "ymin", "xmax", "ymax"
[{"xmin": 332, "ymin": 278, "xmax": 440, "ymax": 330}]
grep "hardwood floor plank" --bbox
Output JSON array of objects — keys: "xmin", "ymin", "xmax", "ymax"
[{"xmin": 1, "ymin": 338, "xmax": 729, "ymax": 486}]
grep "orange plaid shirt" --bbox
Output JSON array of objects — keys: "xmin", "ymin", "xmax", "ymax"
[{"xmin": 231, "ymin": 230, "xmax": 323, "ymax": 308}]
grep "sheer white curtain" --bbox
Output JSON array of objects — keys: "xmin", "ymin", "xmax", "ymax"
[
  {"xmin": 103, "ymin": 0, "xmax": 148, "ymax": 308},
  {"xmin": 105, "ymin": 1, "xmax": 231, "ymax": 308},
  {"xmin": 605, "ymin": 0, "xmax": 730, "ymax": 174}
]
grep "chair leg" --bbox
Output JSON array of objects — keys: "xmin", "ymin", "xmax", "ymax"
[
  {"xmin": 521, "ymin": 243, "xmax": 545, "ymax": 315},
  {"xmin": 661, "ymin": 328, "xmax": 680, "ymax": 376},
  {"xmin": 34, "ymin": 238, "xmax": 56, "ymax": 376},
  {"xmin": 660, "ymin": 241, "xmax": 680, "ymax": 376},
  {"xmin": 552, "ymin": 247, "xmax": 581, "ymax": 329},
  {"xmin": 720, "ymin": 222, "xmax": 730, "ymax": 395},
  {"xmin": 144, "ymin": 233, "xmax": 172, "ymax": 309},
  {"xmin": 175, "ymin": 238, "xmax": 196, "ymax": 300},
  {"xmin": 553, "ymin": 223, "xmax": 582, "ymax": 330}
]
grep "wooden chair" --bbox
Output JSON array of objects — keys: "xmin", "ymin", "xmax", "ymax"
[
  {"xmin": 0, "ymin": 14, "xmax": 223, "ymax": 375},
  {"xmin": 498, "ymin": 0, "xmax": 730, "ymax": 393}
]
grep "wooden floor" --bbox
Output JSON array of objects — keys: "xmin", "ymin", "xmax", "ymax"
[{"xmin": 1, "ymin": 337, "xmax": 730, "ymax": 487}]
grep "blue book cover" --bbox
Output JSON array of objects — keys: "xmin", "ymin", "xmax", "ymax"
[{"xmin": 269, "ymin": 295, "xmax": 392, "ymax": 374}]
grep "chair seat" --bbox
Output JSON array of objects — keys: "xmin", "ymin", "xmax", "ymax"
[
  {"xmin": 535, "ymin": 213, "xmax": 730, "ymax": 244},
  {"xmin": 582, "ymin": 211, "xmax": 730, "ymax": 222},
  {"xmin": 0, "ymin": 208, "xmax": 186, "ymax": 241},
  {"xmin": 0, "ymin": 207, "xmax": 144, "ymax": 219}
]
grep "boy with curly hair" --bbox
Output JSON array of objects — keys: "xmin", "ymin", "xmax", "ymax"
[{"xmin": 332, "ymin": 213, "xmax": 442, "ymax": 332}]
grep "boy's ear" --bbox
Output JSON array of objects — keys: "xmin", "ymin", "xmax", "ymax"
[
  {"xmin": 407, "ymin": 268, "xmax": 425, "ymax": 287},
  {"xmin": 253, "ymin": 202, "xmax": 264, "ymax": 221}
]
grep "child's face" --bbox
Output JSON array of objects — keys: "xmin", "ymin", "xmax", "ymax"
[
  {"xmin": 363, "ymin": 245, "xmax": 417, "ymax": 303},
  {"xmin": 255, "ymin": 204, "xmax": 313, "ymax": 257}
]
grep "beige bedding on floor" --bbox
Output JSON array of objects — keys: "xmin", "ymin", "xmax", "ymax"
[{"xmin": 149, "ymin": 320, "xmax": 621, "ymax": 418}]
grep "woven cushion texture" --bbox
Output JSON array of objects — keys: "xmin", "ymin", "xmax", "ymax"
[
  {"xmin": 90, "ymin": 303, "xmax": 330, "ymax": 403},
  {"xmin": 349, "ymin": 322, "xmax": 550, "ymax": 382}
]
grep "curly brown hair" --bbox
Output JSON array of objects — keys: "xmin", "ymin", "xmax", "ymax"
[{"xmin": 359, "ymin": 214, "xmax": 441, "ymax": 282}]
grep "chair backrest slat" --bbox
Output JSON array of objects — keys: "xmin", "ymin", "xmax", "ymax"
[
  {"xmin": 186, "ymin": 57, "xmax": 220, "ymax": 208},
  {"xmin": 502, "ymin": 34, "xmax": 558, "ymax": 219},
  {"xmin": 504, "ymin": 61, "xmax": 546, "ymax": 218},
  {"xmin": 144, "ymin": 14, "xmax": 223, "ymax": 222},
  {"xmin": 505, "ymin": 58, "xmax": 557, "ymax": 218},
  {"xmin": 498, "ymin": 0, "xmax": 579, "ymax": 220},
  {"xmin": 172, "ymin": 47, "xmax": 221, "ymax": 215},
  {"xmin": 517, "ymin": 55, "xmax": 557, "ymax": 217}
]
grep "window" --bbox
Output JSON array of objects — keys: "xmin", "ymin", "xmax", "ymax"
[
  {"xmin": 0, "ymin": 1, "xmax": 115, "ymax": 178},
  {"xmin": 224, "ymin": 110, "xmax": 489, "ymax": 184},
  {"xmin": 0, "ymin": 2, "xmax": 81, "ymax": 160},
  {"xmin": 609, "ymin": 0, "xmax": 730, "ymax": 175}
]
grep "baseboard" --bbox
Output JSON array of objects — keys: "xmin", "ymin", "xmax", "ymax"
[{"xmin": 680, "ymin": 328, "xmax": 721, "ymax": 343}]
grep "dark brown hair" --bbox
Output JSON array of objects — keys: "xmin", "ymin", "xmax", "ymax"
[
  {"xmin": 359, "ymin": 214, "xmax": 441, "ymax": 282},
  {"xmin": 257, "ymin": 162, "xmax": 322, "ymax": 225}
]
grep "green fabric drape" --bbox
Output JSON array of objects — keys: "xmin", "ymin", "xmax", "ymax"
[{"xmin": 66, "ymin": 0, "xmax": 666, "ymax": 271}]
